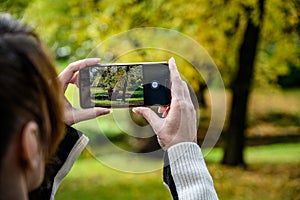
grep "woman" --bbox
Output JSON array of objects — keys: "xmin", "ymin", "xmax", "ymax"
[
  {"xmin": 0, "ymin": 13, "xmax": 218, "ymax": 200},
  {"xmin": 0, "ymin": 13, "xmax": 65, "ymax": 199},
  {"xmin": 0, "ymin": 13, "xmax": 110, "ymax": 199}
]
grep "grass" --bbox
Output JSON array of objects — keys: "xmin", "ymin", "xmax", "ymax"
[
  {"xmin": 55, "ymin": 143, "xmax": 300, "ymax": 200},
  {"xmin": 203, "ymin": 143, "xmax": 300, "ymax": 164},
  {"xmin": 55, "ymin": 155, "xmax": 172, "ymax": 200},
  {"xmin": 210, "ymin": 162, "xmax": 300, "ymax": 200}
]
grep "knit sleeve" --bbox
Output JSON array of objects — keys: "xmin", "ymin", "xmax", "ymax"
[{"xmin": 163, "ymin": 142, "xmax": 218, "ymax": 200}]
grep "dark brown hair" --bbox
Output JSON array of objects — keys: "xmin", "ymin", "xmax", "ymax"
[{"xmin": 0, "ymin": 13, "xmax": 65, "ymax": 163}]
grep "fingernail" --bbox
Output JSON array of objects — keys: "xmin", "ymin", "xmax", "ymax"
[
  {"xmin": 103, "ymin": 109, "xmax": 111, "ymax": 114},
  {"xmin": 132, "ymin": 108, "xmax": 140, "ymax": 115},
  {"xmin": 90, "ymin": 58, "xmax": 101, "ymax": 63},
  {"xmin": 169, "ymin": 57, "xmax": 175, "ymax": 63}
]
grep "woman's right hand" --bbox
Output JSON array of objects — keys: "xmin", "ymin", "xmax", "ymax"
[{"xmin": 133, "ymin": 57, "xmax": 197, "ymax": 150}]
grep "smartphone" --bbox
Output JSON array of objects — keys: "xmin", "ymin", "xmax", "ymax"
[{"xmin": 79, "ymin": 62, "xmax": 171, "ymax": 108}]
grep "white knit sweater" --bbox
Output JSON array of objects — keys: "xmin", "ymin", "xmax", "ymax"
[{"xmin": 164, "ymin": 142, "xmax": 218, "ymax": 200}]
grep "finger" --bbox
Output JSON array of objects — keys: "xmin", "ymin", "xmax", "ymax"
[
  {"xmin": 168, "ymin": 57, "xmax": 182, "ymax": 82},
  {"xmin": 158, "ymin": 106, "xmax": 167, "ymax": 114},
  {"xmin": 162, "ymin": 106, "xmax": 170, "ymax": 118},
  {"xmin": 168, "ymin": 58, "xmax": 193, "ymax": 105},
  {"xmin": 58, "ymin": 58, "xmax": 100, "ymax": 89},
  {"xmin": 66, "ymin": 107, "xmax": 111, "ymax": 125},
  {"xmin": 132, "ymin": 107, "xmax": 164, "ymax": 133},
  {"xmin": 168, "ymin": 57, "xmax": 186, "ymax": 100},
  {"xmin": 69, "ymin": 71, "xmax": 79, "ymax": 87},
  {"xmin": 182, "ymin": 81, "xmax": 193, "ymax": 104},
  {"xmin": 66, "ymin": 58, "xmax": 101, "ymax": 72}
]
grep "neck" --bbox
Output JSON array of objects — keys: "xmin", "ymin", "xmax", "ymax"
[
  {"xmin": 0, "ymin": 180, "xmax": 28, "ymax": 200},
  {"xmin": 0, "ymin": 142, "xmax": 28, "ymax": 200}
]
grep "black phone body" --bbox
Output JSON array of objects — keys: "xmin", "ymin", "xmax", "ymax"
[{"xmin": 79, "ymin": 62, "xmax": 171, "ymax": 108}]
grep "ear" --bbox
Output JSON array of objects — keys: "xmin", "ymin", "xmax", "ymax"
[
  {"xmin": 20, "ymin": 121, "xmax": 40, "ymax": 170},
  {"xmin": 20, "ymin": 121, "xmax": 45, "ymax": 191}
]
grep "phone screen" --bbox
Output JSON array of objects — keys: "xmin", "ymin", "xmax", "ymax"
[{"xmin": 79, "ymin": 62, "xmax": 170, "ymax": 108}]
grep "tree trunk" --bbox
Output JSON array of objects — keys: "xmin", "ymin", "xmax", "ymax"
[
  {"xmin": 122, "ymin": 66, "xmax": 130, "ymax": 102},
  {"xmin": 222, "ymin": 0, "xmax": 265, "ymax": 166},
  {"xmin": 196, "ymin": 83, "xmax": 207, "ymax": 108}
]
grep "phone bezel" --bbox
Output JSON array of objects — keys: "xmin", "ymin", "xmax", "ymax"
[{"xmin": 79, "ymin": 62, "xmax": 170, "ymax": 108}]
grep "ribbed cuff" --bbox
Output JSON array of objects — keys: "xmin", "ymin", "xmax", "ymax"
[
  {"xmin": 167, "ymin": 142, "xmax": 203, "ymax": 165},
  {"xmin": 167, "ymin": 142, "xmax": 218, "ymax": 200}
]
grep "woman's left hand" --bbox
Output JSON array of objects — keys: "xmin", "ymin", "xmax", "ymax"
[{"xmin": 58, "ymin": 58, "xmax": 111, "ymax": 125}]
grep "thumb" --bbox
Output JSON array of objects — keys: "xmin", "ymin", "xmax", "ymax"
[{"xmin": 132, "ymin": 107, "xmax": 163, "ymax": 133}]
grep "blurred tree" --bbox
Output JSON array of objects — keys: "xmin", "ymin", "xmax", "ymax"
[
  {"xmin": 3, "ymin": 0, "xmax": 300, "ymax": 163},
  {"xmin": 222, "ymin": 0, "xmax": 266, "ymax": 166},
  {"xmin": 221, "ymin": 0, "xmax": 300, "ymax": 166}
]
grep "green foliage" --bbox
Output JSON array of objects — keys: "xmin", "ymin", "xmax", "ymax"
[
  {"xmin": 0, "ymin": 0, "xmax": 31, "ymax": 17},
  {"xmin": 256, "ymin": 0, "xmax": 300, "ymax": 87},
  {"xmin": 2, "ymin": 0, "xmax": 299, "ymax": 88}
]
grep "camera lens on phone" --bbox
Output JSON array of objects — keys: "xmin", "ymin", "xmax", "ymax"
[{"xmin": 151, "ymin": 81, "xmax": 159, "ymax": 89}]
